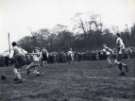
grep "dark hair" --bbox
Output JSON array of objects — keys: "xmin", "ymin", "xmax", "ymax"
[
  {"xmin": 12, "ymin": 41, "xmax": 17, "ymax": 46},
  {"xmin": 116, "ymin": 33, "xmax": 120, "ymax": 37}
]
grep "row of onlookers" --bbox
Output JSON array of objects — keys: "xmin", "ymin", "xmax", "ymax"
[{"xmin": 0, "ymin": 47, "xmax": 135, "ymax": 67}]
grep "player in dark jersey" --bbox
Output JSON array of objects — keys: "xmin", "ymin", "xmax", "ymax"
[
  {"xmin": 40, "ymin": 48, "xmax": 49, "ymax": 66},
  {"xmin": 10, "ymin": 41, "xmax": 27, "ymax": 83}
]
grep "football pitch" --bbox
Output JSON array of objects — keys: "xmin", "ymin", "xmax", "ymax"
[{"xmin": 0, "ymin": 59, "xmax": 135, "ymax": 101}]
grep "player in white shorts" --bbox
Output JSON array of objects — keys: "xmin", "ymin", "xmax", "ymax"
[{"xmin": 26, "ymin": 47, "xmax": 41, "ymax": 76}]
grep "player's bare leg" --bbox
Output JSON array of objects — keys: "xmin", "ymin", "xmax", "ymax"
[
  {"xmin": 26, "ymin": 62, "xmax": 35, "ymax": 75},
  {"xmin": 13, "ymin": 68, "xmax": 23, "ymax": 83},
  {"xmin": 114, "ymin": 59, "xmax": 127, "ymax": 76}
]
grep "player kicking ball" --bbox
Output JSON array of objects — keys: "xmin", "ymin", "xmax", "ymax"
[
  {"xmin": 102, "ymin": 44, "xmax": 114, "ymax": 66},
  {"xmin": 10, "ymin": 41, "xmax": 28, "ymax": 83}
]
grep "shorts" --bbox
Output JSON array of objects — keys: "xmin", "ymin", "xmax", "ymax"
[
  {"xmin": 31, "ymin": 61, "xmax": 40, "ymax": 67},
  {"xmin": 41, "ymin": 55, "xmax": 48, "ymax": 61},
  {"xmin": 14, "ymin": 55, "xmax": 26, "ymax": 68},
  {"xmin": 117, "ymin": 54, "xmax": 122, "ymax": 61}
]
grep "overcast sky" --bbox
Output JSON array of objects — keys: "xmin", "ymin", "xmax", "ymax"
[{"xmin": 0, "ymin": 0, "xmax": 135, "ymax": 51}]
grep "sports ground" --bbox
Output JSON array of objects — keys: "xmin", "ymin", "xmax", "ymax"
[{"xmin": 0, "ymin": 59, "xmax": 135, "ymax": 101}]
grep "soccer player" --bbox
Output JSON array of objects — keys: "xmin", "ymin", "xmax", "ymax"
[
  {"xmin": 40, "ymin": 48, "xmax": 49, "ymax": 66},
  {"xmin": 26, "ymin": 47, "xmax": 41, "ymax": 76},
  {"xmin": 67, "ymin": 48, "xmax": 74, "ymax": 63},
  {"xmin": 115, "ymin": 33, "xmax": 128, "ymax": 76},
  {"xmin": 10, "ymin": 41, "xmax": 28, "ymax": 83},
  {"xmin": 102, "ymin": 44, "xmax": 114, "ymax": 65}
]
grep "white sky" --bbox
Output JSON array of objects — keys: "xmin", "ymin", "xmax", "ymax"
[{"xmin": 0, "ymin": 0, "xmax": 135, "ymax": 51}]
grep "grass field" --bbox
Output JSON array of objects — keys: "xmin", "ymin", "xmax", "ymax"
[{"xmin": 0, "ymin": 59, "xmax": 135, "ymax": 101}]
